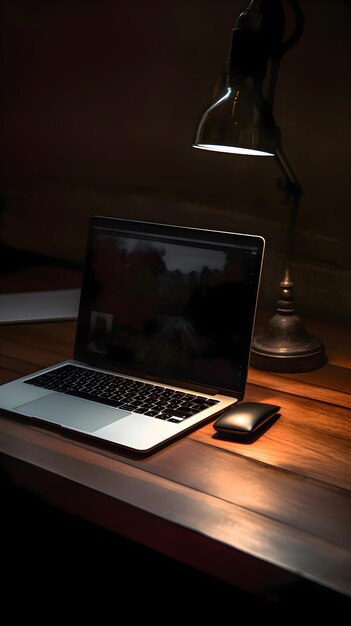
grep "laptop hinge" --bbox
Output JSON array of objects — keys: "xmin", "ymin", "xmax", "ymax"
[
  {"xmin": 144, "ymin": 374, "xmax": 218, "ymax": 396},
  {"xmin": 183, "ymin": 382, "xmax": 219, "ymax": 396}
]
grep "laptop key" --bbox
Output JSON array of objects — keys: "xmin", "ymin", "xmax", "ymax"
[
  {"xmin": 25, "ymin": 365, "xmax": 220, "ymax": 424},
  {"xmin": 66, "ymin": 390, "xmax": 122, "ymax": 409},
  {"xmin": 118, "ymin": 404, "xmax": 139, "ymax": 411},
  {"xmin": 170, "ymin": 410, "xmax": 195, "ymax": 419},
  {"xmin": 67, "ymin": 389, "xmax": 98, "ymax": 401}
]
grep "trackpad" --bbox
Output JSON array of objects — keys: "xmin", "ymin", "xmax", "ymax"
[{"xmin": 16, "ymin": 393, "xmax": 131, "ymax": 432}]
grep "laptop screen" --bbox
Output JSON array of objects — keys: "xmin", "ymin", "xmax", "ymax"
[{"xmin": 75, "ymin": 217, "xmax": 264, "ymax": 397}]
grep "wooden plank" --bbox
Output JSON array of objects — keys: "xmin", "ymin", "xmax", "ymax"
[
  {"xmin": 0, "ymin": 355, "xmax": 47, "ymax": 378},
  {"xmin": 0, "ymin": 453, "xmax": 302, "ymax": 595},
  {"xmin": 0, "ymin": 323, "xmax": 75, "ymax": 381},
  {"xmin": 0, "ymin": 416, "xmax": 350, "ymax": 597},
  {"xmin": 248, "ymin": 366, "xmax": 351, "ymax": 409},
  {"xmin": 0, "ymin": 336, "xmax": 71, "ymax": 369},
  {"xmin": 0, "ymin": 353, "xmax": 350, "ymax": 490},
  {"xmin": 243, "ymin": 383, "xmax": 351, "ymax": 441},
  {"xmin": 191, "ymin": 414, "xmax": 351, "ymax": 492},
  {"xmin": 1, "ymin": 411, "xmax": 350, "ymax": 550},
  {"xmin": 0, "ymin": 322, "xmax": 76, "ymax": 358},
  {"xmin": 0, "ymin": 320, "xmax": 76, "ymax": 340},
  {"xmin": 250, "ymin": 362, "xmax": 351, "ymax": 395},
  {"xmin": 281, "ymin": 364, "xmax": 351, "ymax": 394},
  {"xmin": 96, "ymin": 435, "xmax": 351, "ymax": 551},
  {"xmin": 0, "ymin": 368, "xmax": 34, "ymax": 385},
  {"xmin": 1, "ymin": 319, "xmax": 350, "ymax": 598},
  {"xmin": 310, "ymin": 321, "xmax": 351, "ymax": 370}
]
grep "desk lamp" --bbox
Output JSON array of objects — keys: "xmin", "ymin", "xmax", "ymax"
[{"xmin": 193, "ymin": 0, "xmax": 326, "ymax": 373}]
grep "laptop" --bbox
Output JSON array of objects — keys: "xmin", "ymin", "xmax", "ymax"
[{"xmin": 0, "ymin": 216, "xmax": 265, "ymax": 454}]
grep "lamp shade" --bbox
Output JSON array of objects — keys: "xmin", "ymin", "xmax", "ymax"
[
  {"xmin": 193, "ymin": 0, "xmax": 284, "ymax": 157},
  {"xmin": 193, "ymin": 80, "xmax": 280, "ymax": 156}
]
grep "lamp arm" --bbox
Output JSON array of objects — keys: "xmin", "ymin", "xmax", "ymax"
[
  {"xmin": 280, "ymin": 0, "xmax": 305, "ymax": 56},
  {"xmin": 275, "ymin": 147, "xmax": 302, "ymax": 196},
  {"xmin": 274, "ymin": 148, "xmax": 303, "ymax": 289}
]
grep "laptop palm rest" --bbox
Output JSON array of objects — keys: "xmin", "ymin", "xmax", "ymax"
[{"xmin": 15, "ymin": 393, "xmax": 130, "ymax": 432}]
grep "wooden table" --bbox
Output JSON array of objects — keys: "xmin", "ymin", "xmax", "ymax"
[{"xmin": 0, "ymin": 319, "xmax": 350, "ymax": 601}]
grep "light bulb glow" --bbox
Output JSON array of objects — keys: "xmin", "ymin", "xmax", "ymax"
[{"xmin": 194, "ymin": 144, "xmax": 274, "ymax": 156}]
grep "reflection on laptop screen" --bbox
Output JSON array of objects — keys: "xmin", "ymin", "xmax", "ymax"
[{"xmin": 76, "ymin": 221, "xmax": 263, "ymax": 395}]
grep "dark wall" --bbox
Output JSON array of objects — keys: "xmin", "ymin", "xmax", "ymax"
[{"xmin": 1, "ymin": 0, "xmax": 350, "ymax": 321}]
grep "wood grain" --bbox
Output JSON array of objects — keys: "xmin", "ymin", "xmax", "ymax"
[
  {"xmin": 247, "ymin": 366, "xmax": 351, "ymax": 409},
  {"xmin": 1, "ymin": 416, "xmax": 350, "ymax": 596},
  {"xmin": 0, "ymin": 320, "xmax": 350, "ymax": 597},
  {"xmin": 191, "ymin": 386, "xmax": 351, "ymax": 490}
]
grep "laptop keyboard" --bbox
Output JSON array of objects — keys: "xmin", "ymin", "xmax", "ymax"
[{"xmin": 24, "ymin": 364, "xmax": 219, "ymax": 424}]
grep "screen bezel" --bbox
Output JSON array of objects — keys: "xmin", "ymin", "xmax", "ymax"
[{"xmin": 74, "ymin": 216, "xmax": 265, "ymax": 399}]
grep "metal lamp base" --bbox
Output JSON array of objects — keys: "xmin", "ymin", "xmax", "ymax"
[{"xmin": 250, "ymin": 312, "xmax": 327, "ymax": 373}]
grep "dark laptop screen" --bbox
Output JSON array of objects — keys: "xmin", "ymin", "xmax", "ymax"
[{"xmin": 75, "ymin": 218, "xmax": 264, "ymax": 397}]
